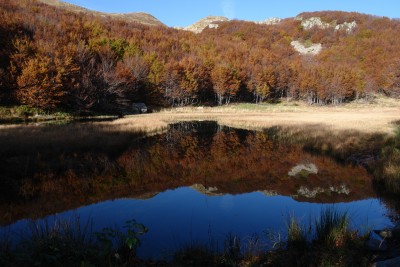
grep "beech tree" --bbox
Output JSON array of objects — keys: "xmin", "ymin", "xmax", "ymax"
[
  {"xmin": 2, "ymin": 0, "xmax": 400, "ymax": 111},
  {"xmin": 211, "ymin": 63, "xmax": 241, "ymax": 105},
  {"xmin": 17, "ymin": 53, "xmax": 79, "ymax": 110},
  {"xmin": 247, "ymin": 64, "xmax": 276, "ymax": 103}
]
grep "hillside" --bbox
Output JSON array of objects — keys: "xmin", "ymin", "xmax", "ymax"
[
  {"xmin": 36, "ymin": 0, "xmax": 165, "ymax": 26},
  {"xmin": 184, "ymin": 16, "xmax": 284, "ymax": 33},
  {"xmin": 0, "ymin": 0, "xmax": 400, "ymax": 114}
]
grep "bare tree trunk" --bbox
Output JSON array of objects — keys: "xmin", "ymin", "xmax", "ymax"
[{"xmin": 216, "ymin": 93, "xmax": 223, "ymax": 105}]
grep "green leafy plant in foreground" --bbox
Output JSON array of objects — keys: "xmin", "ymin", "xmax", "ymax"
[{"xmin": 95, "ymin": 219, "xmax": 148, "ymax": 259}]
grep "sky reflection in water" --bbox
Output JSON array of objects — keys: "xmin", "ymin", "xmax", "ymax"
[
  {"xmin": 3, "ymin": 187, "xmax": 391, "ymax": 259},
  {"xmin": 0, "ymin": 121, "xmax": 395, "ymax": 259}
]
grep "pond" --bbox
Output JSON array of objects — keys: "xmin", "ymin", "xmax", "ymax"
[{"xmin": 0, "ymin": 121, "xmax": 395, "ymax": 259}]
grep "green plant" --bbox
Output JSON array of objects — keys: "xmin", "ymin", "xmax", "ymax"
[
  {"xmin": 123, "ymin": 219, "xmax": 148, "ymax": 250},
  {"xmin": 95, "ymin": 219, "xmax": 148, "ymax": 260},
  {"xmin": 15, "ymin": 105, "xmax": 44, "ymax": 116}
]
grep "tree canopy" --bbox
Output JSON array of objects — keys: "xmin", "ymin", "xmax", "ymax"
[{"xmin": 1, "ymin": 0, "xmax": 400, "ymax": 112}]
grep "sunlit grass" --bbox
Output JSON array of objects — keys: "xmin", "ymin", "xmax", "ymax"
[{"xmin": 99, "ymin": 96, "xmax": 400, "ymax": 135}]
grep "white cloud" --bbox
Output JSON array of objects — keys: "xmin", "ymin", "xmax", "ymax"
[{"xmin": 221, "ymin": 0, "xmax": 236, "ymax": 19}]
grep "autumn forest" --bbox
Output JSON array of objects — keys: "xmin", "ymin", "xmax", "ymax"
[{"xmin": 1, "ymin": 0, "xmax": 400, "ymax": 114}]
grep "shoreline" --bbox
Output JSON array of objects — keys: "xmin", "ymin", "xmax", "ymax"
[
  {"xmin": 103, "ymin": 102, "xmax": 400, "ymax": 135},
  {"xmin": 1, "ymin": 98, "xmax": 399, "ymax": 134}
]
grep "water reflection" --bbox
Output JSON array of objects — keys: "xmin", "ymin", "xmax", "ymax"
[
  {"xmin": 0, "ymin": 121, "xmax": 394, "ymax": 258},
  {"xmin": 2, "ymin": 188, "xmax": 391, "ymax": 259},
  {"xmin": 0, "ymin": 121, "xmax": 379, "ymax": 224}
]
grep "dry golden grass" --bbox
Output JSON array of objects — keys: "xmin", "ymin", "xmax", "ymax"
[
  {"xmin": 100, "ymin": 116, "xmax": 168, "ymax": 135},
  {"xmin": 0, "ymin": 97, "xmax": 398, "ymax": 135},
  {"xmin": 106, "ymin": 98, "xmax": 400, "ymax": 135}
]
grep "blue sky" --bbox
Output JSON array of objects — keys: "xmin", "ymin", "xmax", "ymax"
[{"xmin": 62, "ymin": 0, "xmax": 400, "ymax": 27}]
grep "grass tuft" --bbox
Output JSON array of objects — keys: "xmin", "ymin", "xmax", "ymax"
[
  {"xmin": 315, "ymin": 207, "xmax": 349, "ymax": 247},
  {"xmin": 286, "ymin": 215, "xmax": 308, "ymax": 250},
  {"xmin": 265, "ymin": 208, "xmax": 370, "ymax": 267}
]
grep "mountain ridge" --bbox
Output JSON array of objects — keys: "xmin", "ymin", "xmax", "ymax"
[
  {"xmin": 34, "ymin": 0, "xmax": 369, "ymax": 32},
  {"xmin": 37, "ymin": 0, "xmax": 166, "ymax": 27}
]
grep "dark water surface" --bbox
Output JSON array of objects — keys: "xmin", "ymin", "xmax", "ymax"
[{"xmin": 0, "ymin": 121, "xmax": 395, "ymax": 259}]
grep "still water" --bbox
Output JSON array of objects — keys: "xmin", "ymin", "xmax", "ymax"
[{"xmin": 0, "ymin": 121, "xmax": 394, "ymax": 259}]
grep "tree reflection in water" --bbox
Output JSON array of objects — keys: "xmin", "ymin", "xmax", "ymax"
[{"xmin": 0, "ymin": 121, "xmax": 383, "ymax": 226}]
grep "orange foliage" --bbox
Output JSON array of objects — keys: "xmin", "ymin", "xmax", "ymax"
[{"xmin": 1, "ymin": 0, "xmax": 400, "ymax": 110}]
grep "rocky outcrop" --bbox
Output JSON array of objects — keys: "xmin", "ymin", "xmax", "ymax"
[
  {"xmin": 291, "ymin": 17, "xmax": 356, "ymax": 56},
  {"xmin": 301, "ymin": 17, "xmax": 331, "ymax": 30},
  {"xmin": 296, "ymin": 186, "xmax": 324, "ymax": 198},
  {"xmin": 335, "ymin": 21, "xmax": 358, "ymax": 32},
  {"xmin": 191, "ymin": 184, "xmax": 221, "ymax": 196},
  {"xmin": 260, "ymin": 190, "xmax": 278, "ymax": 197},
  {"xmin": 257, "ymin": 17, "xmax": 282, "ymax": 25},
  {"xmin": 288, "ymin": 163, "xmax": 318, "ymax": 176},
  {"xmin": 184, "ymin": 16, "xmax": 229, "ymax": 33},
  {"xmin": 299, "ymin": 16, "xmax": 357, "ymax": 33},
  {"xmin": 208, "ymin": 23, "xmax": 220, "ymax": 29},
  {"xmin": 290, "ymin": 40, "xmax": 322, "ymax": 55},
  {"xmin": 295, "ymin": 184, "xmax": 350, "ymax": 198}
]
